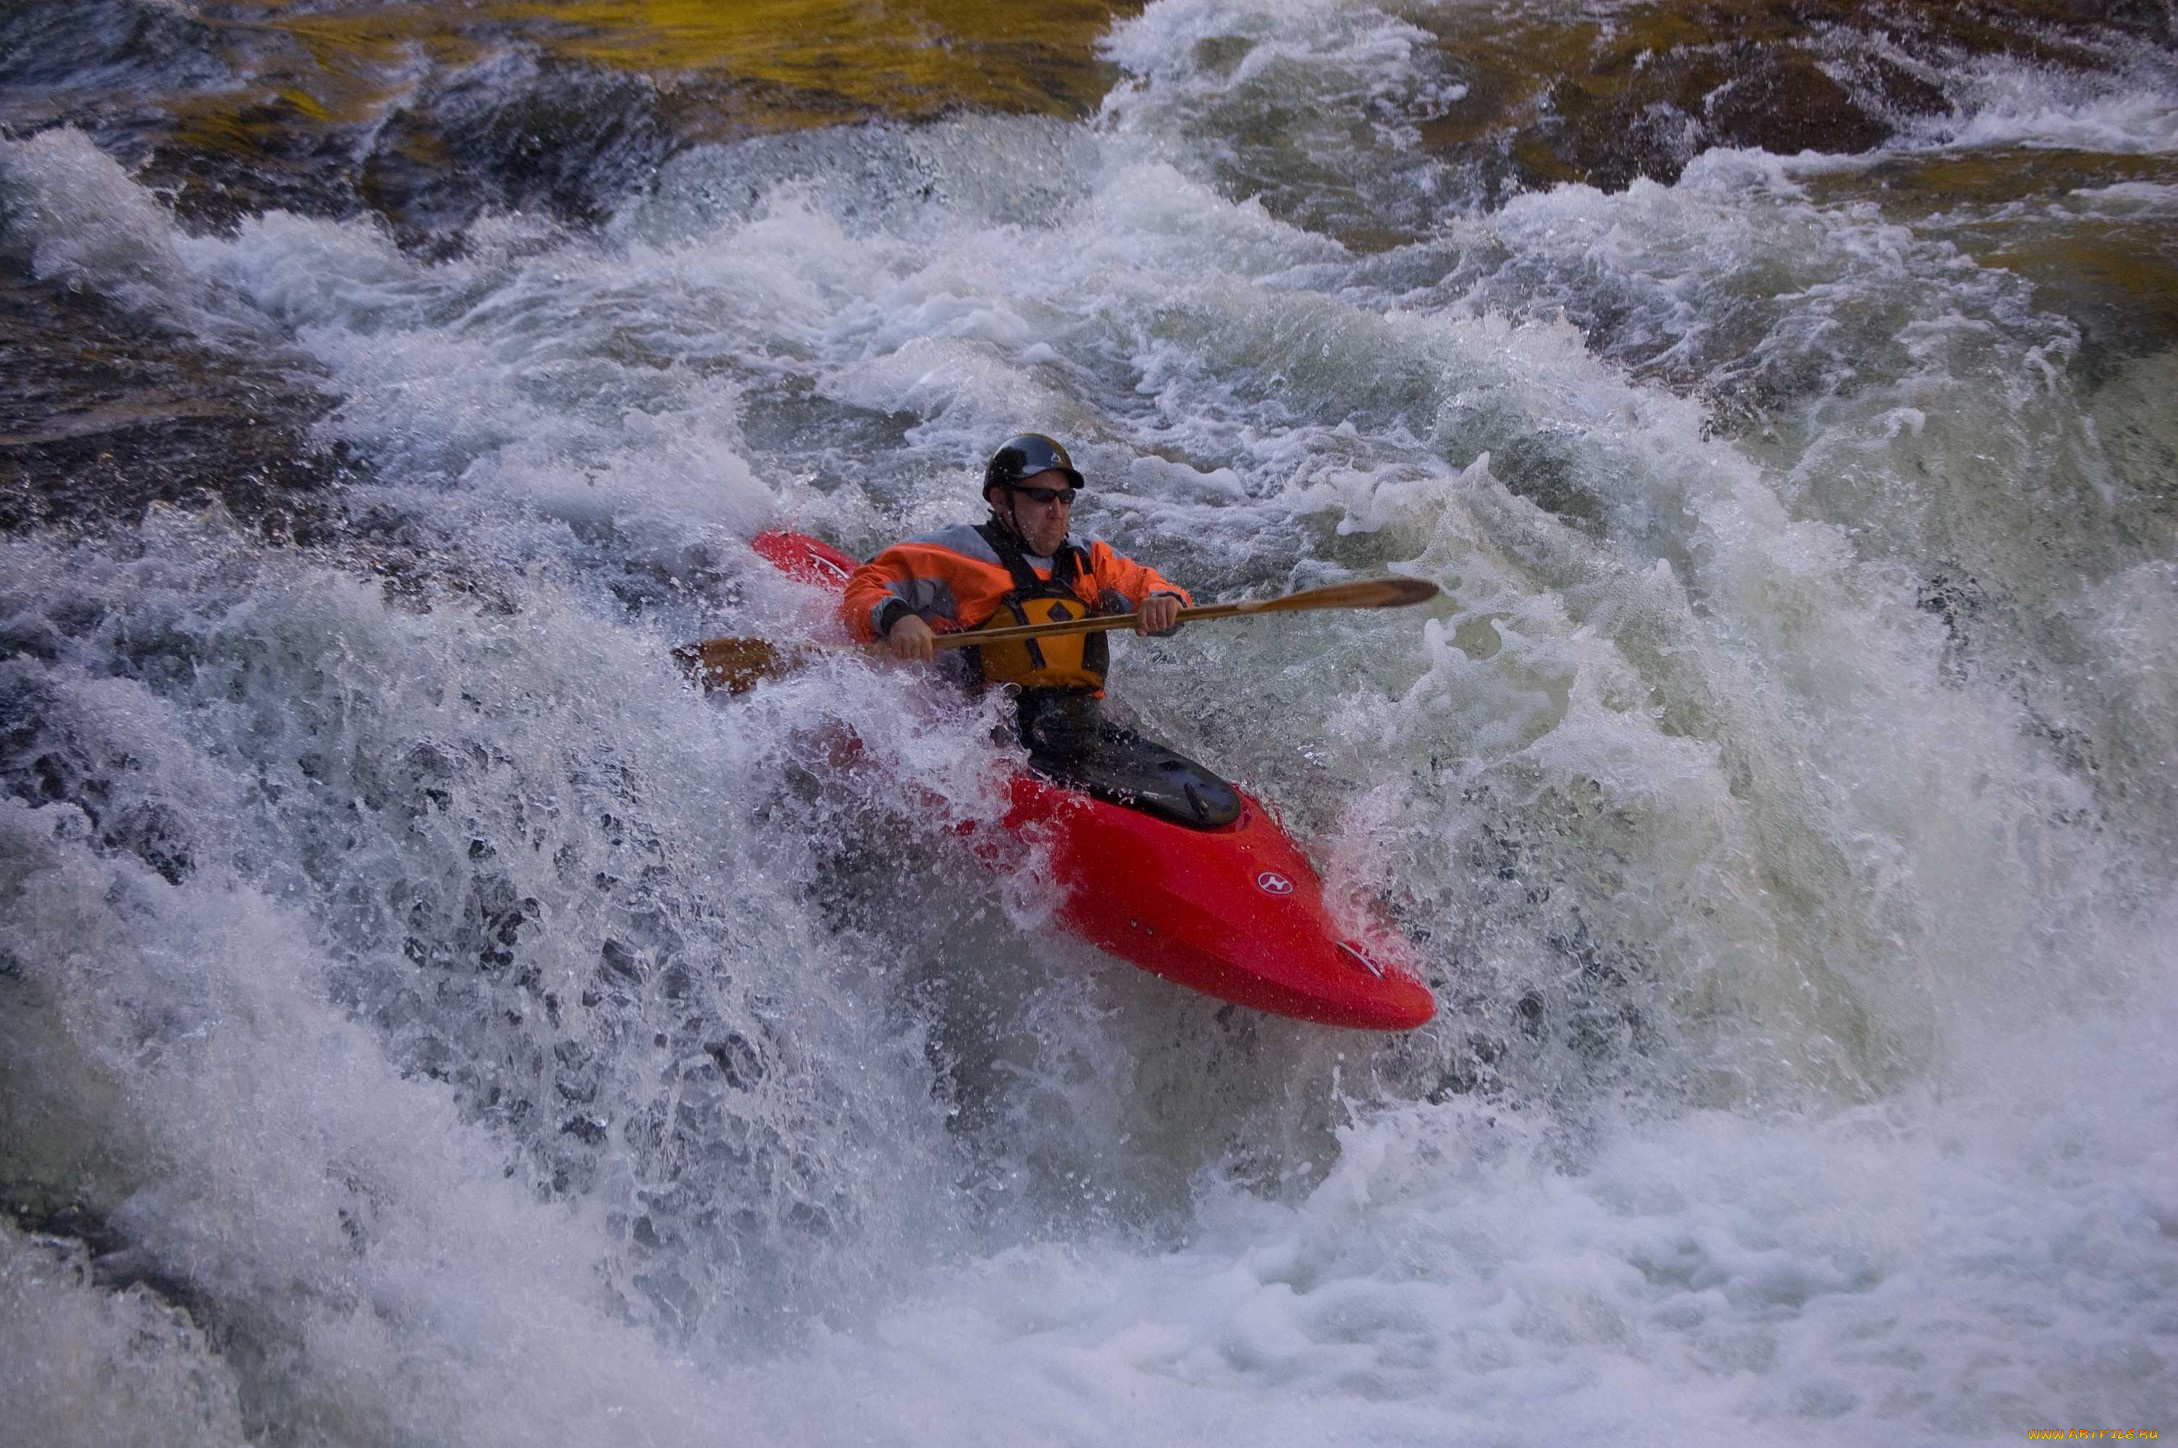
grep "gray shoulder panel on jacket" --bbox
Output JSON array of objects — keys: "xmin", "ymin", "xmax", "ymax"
[{"xmin": 905, "ymin": 522, "xmax": 1001, "ymax": 566}]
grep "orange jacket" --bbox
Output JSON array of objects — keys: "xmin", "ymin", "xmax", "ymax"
[{"xmin": 841, "ymin": 522, "xmax": 1190, "ymax": 644}]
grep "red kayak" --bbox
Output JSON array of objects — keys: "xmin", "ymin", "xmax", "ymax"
[{"xmin": 752, "ymin": 530, "xmax": 1435, "ymax": 1031}]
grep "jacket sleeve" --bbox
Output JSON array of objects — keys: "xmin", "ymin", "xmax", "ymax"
[
  {"xmin": 840, "ymin": 546, "xmax": 968, "ymax": 643},
  {"xmin": 1084, "ymin": 540, "xmax": 1192, "ymax": 610}
]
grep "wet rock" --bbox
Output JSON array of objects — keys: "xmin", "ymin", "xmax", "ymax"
[
  {"xmin": 358, "ymin": 54, "xmax": 673, "ymax": 238},
  {"xmin": 0, "ymin": 266, "xmax": 355, "ymax": 539},
  {"xmin": 0, "ymin": 0, "xmax": 230, "ymax": 99},
  {"xmin": 1498, "ymin": 24, "xmax": 1898, "ymax": 192},
  {"xmin": 1704, "ymin": 44, "xmax": 1892, "ymax": 157},
  {"xmin": 1415, "ymin": 0, "xmax": 2173, "ymax": 199}
]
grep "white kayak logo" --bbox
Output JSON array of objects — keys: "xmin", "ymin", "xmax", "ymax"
[{"xmin": 1255, "ymin": 871, "xmax": 1295, "ymax": 896}]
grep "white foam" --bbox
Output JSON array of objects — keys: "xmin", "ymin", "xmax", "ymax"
[
  {"xmin": 0, "ymin": 792, "xmax": 757, "ymax": 1445},
  {"xmin": 733, "ymin": 991, "xmax": 2178, "ymax": 1444},
  {"xmin": 0, "ymin": 1225, "xmax": 247, "ymax": 1448},
  {"xmin": 0, "ymin": 128, "xmax": 201, "ymax": 313},
  {"xmin": 1918, "ymin": 58, "xmax": 2178, "ymax": 155},
  {"xmin": 6, "ymin": 1, "xmax": 2177, "ymax": 1442}
]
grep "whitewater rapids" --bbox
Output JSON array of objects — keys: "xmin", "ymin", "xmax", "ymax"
[{"xmin": 3, "ymin": 1, "xmax": 2175, "ymax": 1443}]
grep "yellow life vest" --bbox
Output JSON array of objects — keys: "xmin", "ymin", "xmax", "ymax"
[
  {"xmin": 972, "ymin": 527, "xmax": 1109, "ymax": 692},
  {"xmin": 976, "ymin": 594, "xmax": 1109, "ymax": 691}
]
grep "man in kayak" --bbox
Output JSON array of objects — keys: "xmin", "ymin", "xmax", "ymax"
[{"xmin": 841, "ymin": 433, "xmax": 1239, "ymax": 825}]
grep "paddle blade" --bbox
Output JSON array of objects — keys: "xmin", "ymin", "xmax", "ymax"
[{"xmin": 673, "ymin": 636, "xmax": 801, "ymax": 694}]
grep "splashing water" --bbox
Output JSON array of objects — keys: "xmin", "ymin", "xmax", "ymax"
[{"xmin": 3, "ymin": 1, "xmax": 2175, "ymax": 1443}]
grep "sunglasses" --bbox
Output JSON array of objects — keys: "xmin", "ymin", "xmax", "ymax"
[{"xmin": 1014, "ymin": 486, "xmax": 1078, "ymax": 506}]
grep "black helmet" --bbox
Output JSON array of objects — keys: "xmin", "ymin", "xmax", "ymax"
[{"xmin": 983, "ymin": 433, "xmax": 1084, "ymax": 496}]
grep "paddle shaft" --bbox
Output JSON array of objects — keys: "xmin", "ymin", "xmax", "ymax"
[
  {"xmin": 926, "ymin": 577, "xmax": 1439, "ymax": 651},
  {"xmin": 931, "ymin": 600, "xmax": 1242, "ymax": 649},
  {"xmin": 677, "ymin": 575, "xmax": 1439, "ymax": 692}
]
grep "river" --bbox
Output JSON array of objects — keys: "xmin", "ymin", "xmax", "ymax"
[{"xmin": 3, "ymin": 2, "xmax": 2174, "ymax": 1443}]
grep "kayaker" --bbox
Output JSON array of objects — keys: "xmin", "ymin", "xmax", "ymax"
[{"xmin": 842, "ymin": 434, "xmax": 1238, "ymax": 825}]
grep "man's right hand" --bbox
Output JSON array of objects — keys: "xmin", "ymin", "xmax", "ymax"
[{"xmin": 886, "ymin": 614, "xmax": 937, "ymax": 662}]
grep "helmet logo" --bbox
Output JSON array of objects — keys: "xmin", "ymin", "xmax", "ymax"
[
  {"xmin": 985, "ymin": 433, "xmax": 1084, "ymax": 495},
  {"xmin": 1255, "ymin": 871, "xmax": 1294, "ymax": 896}
]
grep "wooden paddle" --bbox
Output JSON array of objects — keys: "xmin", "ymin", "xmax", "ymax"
[{"xmin": 674, "ymin": 575, "xmax": 1441, "ymax": 694}]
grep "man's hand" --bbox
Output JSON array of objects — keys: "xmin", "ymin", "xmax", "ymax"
[
  {"xmin": 1137, "ymin": 592, "xmax": 1182, "ymax": 637},
  {"xmin": 886, "ymin": 613, "xmax": 937, "ymax": 661}
]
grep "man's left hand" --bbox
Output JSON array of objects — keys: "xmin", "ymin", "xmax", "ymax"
[{"xmin": 1137, "ymin": 592, "xmax": 1182, "ymax": 637}]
